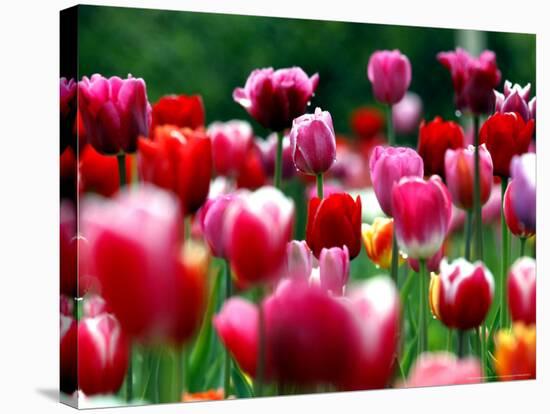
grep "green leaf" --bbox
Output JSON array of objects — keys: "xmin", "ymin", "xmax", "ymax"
[
  {"xmin": 400, "ymin": 334, "xmax": 418, "ymax": 378},
  {"xmin": 231, "ymin": 365, "xmax": 253, "ymax": 398}
]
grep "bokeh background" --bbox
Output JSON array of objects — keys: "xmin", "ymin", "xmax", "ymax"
[{"xmin": 78, "ymin": 5, "xmax": 535, "ymax": 143}]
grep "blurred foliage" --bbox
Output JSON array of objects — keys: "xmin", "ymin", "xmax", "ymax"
[{"xmin": 77, "ymin": 5, "xmax": 535, "ymax": 143}]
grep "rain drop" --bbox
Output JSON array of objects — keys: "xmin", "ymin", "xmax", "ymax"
[{"xmin": 455, "ymin": 110, "xmax": 462, "ymax": 118}]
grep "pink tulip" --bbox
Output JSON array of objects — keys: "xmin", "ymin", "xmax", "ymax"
[
  {"xmin": 233, "ymin": 67, "xmax": 319, "ymax": 131},
  {"xmin": 78, "ymin": 313, "xmax": 130, "ymax": 396},
  {"xmin": 289, "ymin": 107, "xmax": 337, "ymax": 175},
  {"xmin": 367, "ymin": 50, "xmax": 412, "ymax": 105},
  {"xmin": 391, "ymin": 176, "xmax": 451, "ymax": 259},
  {"xmin": 508, "ymin": 257, "xmax": 536, "ymax": 325},
  {"xmin": 224, "ymin": 186, "xmax": 294, "ymax": 286},
  {"xmin": 199, "ymin": 193, "xmax": 239, "ymax": 258},
  {"xmin": 342, "ymin": 276, "xmax": 400, "ymax": 390},
  {"xmin": 285, "ymin": 240, "xmax": 313, "ymax": 281},
  {"xmin": 78, "ymin": 74, "xmax": 151, "ymax": 155},
  {"xmin": 495, "ymin": 80, "xmax": 533, "ymax": 121},
  {"xmin": 319, "ymin": 245, "xmax": 350, "ymax": 295},
  {"xmin": 403, "ymin": 353, "xmax": 482, "ymax": 387},
  {"xmin": 83, "ymin": 295, "xmax": 109, "ymax": 318},
  {"xmin": 208, "ymin": 120, "xmax": 254, "ymax": 177},
  {"xmin": 444, "ymin": 144, "xmax": 493, "ymax": 210},
  {"xmin": 392, "ymin": 92, "xmax": 423, "ymax": 135},
  {"xmin": 257, "ymin": 133, "xmax": 296, "ymax": 180},
  {"xmin": 369, "ymin": 146, "xmax": 424, "ymax": 216}
]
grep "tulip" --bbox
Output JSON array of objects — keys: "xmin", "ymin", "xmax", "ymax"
[
  {"xmin": 79, "ymin": 144, "xmax": 133, "ymax": 197},
  {"xmin": 224, "ymin": 186, "xmax": 294, "ymax": 286},
  {"xmin": 430, "ymin": 258, "xmax": 494, "ymax": 330},
  {"xmin": 351, "ymin": 107, "xmax": 385, "ymax": 140},
  {"xmin": 418, "ymin": 117, "xmax": 465, "ymax": 178},
  {"xmin": 342, "ymin": 276, "xmax": 400, "ymax": 390},
  {"xmin": 511, "ymin": 153, "xmax": 536, "ymax": 232},
  {"xmin": 403, "ymin": 353, "xmax": 482, "ymax": 387},
  {"xmin": 319, "ymin": 246, "xmax": 350, "ymax": 295},
  {"xmin": 60, "ymin": 295, "xmax": 74, "ymax": 317},
  {"xmin": 235, "ymin": 145, "xmax": 268, "ymax": 190},
  {"xmin": 83, "ymin": 295, "xmax": 109, "ymax": 318},
  {"xmin": 78, "ymin": 313, "xmax": 130, "ymax": 395},
  {"xmin": 60, "ymin": 201, "xmax": 77, "ymax": 298},
  {"xmin": 444, "ymin": 145, "xmax": 493, "ymax": 210},
  {"xmin": 284, "ymin": 240, "xmax": 313, "ymax": 281},
  {"xmin": 208, "ymin": 120, "xmax": 254, "ymax": 177},
  {"xmin": 151, "ymin": 94, "xmax": 204, "ymax": 130},
  {"xmin": 257, "ymin": 133, "xmax": 295, "ymax": 180},
  {"xmin": 504, "ymin": 180, "xmax": 536, "ymax": 239},
  {"xmin": 369, "ymin": 146, "xmax": 424, "ymax": 216},
  {"xmin": 138, "ymin": 125, "xmax": 212, "ymax": 215},
  {"xmin": 78, "ymin": 74, "xmax": 151, "ymax": 155},
  {"xmin": 233, "ymin": 67, "xmax": 319, "ymax": 132},
  {"xmin": 494, "ymin": 80, "xmax": 532, "ymax": 121},
  {"xmin": 529, "ymin": 97, "xmax": 536, "ymax": 120},
  {"xmin": 408, "ymin": 244, "xmax": 444, "ymax": 273},
  {"xmin": 367, "ymin": 50, "xmax": 412, "ymax": 105},
  {"xmin": 213, "ymin": 298, "xmax": 259, "ymax": 377},
  {"xmin": 508, "ymin": 257, "xmax": 536, "ymax": 325},
  {"xmin": 391, "ymin": 176, "xmax": 451, "ymax": 260},
  {"xmin": 479, "ymin": 112, "xmax": 534, "ymax": 177},
  {"xmin": 289, "ymin": 107, "xmax": 337, "ymax": 176},
  {"xmin": 306, "ymin": 193, "xmax": 362, "ymax": 259},
  {"xmin": 199, "ymin": 194, "xmax": 239, "ymax": 258},
  {"xmin": 494, "ymin": 323, "xmax": 536, "ymax": 380},
  {"xmin": 60, "ymin": 314, "xmax": 77, "ymax": 394},
  {"xmin": 392, "ymin": 92, "xmax": 423, "ymax": 135},
  {"xmin": 437, "ymin": 48, "xmax": 501, "ymax": 114},
  {"xmin": 60, "ymin": 77, "xmax": 77, "ymax": 152},
  {"xmin": 361, "ymin": 217, "xmax": 400, "ymax": 270}
]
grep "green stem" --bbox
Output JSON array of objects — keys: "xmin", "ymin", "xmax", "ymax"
[
  {"xmin": 500, "ymin": 177, "xmax": 509, "ymax": 328},
  {"xmin": 274, "ymin": 132, "xmax": 283, "ymax": 189},
  {"xmin": 457, "ymin": 330, "xmax": 467, "ymax": 358},
  {"xmin": 417, "ymin": 260, "xmax": 428, "ymax": 356},
  {"xmin": 175, "ymin": 348, "xmax": 185, "ymax": 401},
  {"xmin": 464, "ymin": 209, "xmax": 473, "ymax": 261},
  {"xmin": 480, "ymin": 324, "xmax": 487, "ymax": 379},
  {"xmin": 472, "ymin": 115, "xmax": 483, "ymax": 261},
  {"xmin": 117, "ymin": 153, "xmax": 127, "ymax": 188},
  {"xmin": 386, "ymin": 104, "xmax": 395, "ymax": 146},
  {"xmin": 316, "ymin": 173, "xmax": 324, "ymax": 199},
  {"xmin": 223, "ymin": 260, "xmax": 232, "ymax": 398},
  {"xmin": 126, "ymin": 348, "xmax": 133, "ymax": 402},
  {"xmin": 390, "ymin": 231, "xmax": 399, "ymax": 285},
  {"xmin": 520, "ymin": 237, "xmax": 527, "ymax": 257},
  {"xmin": 445, "ymin": 329, "xmax": 452, "ymax": 352}
]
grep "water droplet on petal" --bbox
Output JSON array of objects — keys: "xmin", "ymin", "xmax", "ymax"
[{"xmin": 455, "ymin": 110, "xmax": 462, "ymax": 118}]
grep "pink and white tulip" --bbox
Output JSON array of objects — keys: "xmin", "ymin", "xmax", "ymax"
[
  {"xmin": 508, "ymin": 257, "xmax": 536, "ymax": 325},
  {"xmin": 284, "ymin": 240, "xmax": 313, "ymax": 281},
  {"xmin": 208, "ymin": 120, "xmax": 254, "ymax": 177},
  {"xmin": 403, "ymin": 353, "xmax": 482, "ymax": 387},
  {"xmin": 319, "ymin": 245, "xmax": 350, "ymax": 295}
]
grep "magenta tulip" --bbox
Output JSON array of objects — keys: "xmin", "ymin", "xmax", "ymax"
[
  {"xmin": 367, "ymin": 50, "xmax": 412, "ymax": 105},
  {"xmin": 319, "ymin": 245, "xmax": 350, "ymax": 295},
  {"xmin": 233, "ymin": 67, "xmax": 319, "ymax": 131},
  {"xmin": 392, "ymin": 92, "xmax": 423, "ymax": 135},
  {"xmin": 208, "ymin": 120, "xmax": 254, "ymax": 177},
  {"xmin": 508, "ymin": 257, "xmax": 536, "ymax": 325},
  {"xmin": 495, "ymin": 80, "xmax": 533, "ymax": 121},
  {"xmin": 78, "ymin": 74, "xmax": 151, "ymax": 155},
  {"xmin": 369, "ymin": 145, "xmax": 424, "ymax": 216},
  {"xmin": 511, "ymin": 153, "xmax": 536, "ymax": 232},
  {"xmin": 224, "ymin": 186, "xmax": 294, "ymax": 286},
  {"xmin": 403, "ymin": 353, "xmax": 482, "ymax": 387},
  {"xmin": 391, "ymin": 176, "xmax": 451, "ymax": 259},
  {"xmin": 199, "ymin": 193, "xmax": 239, "ymax": 258},
  {"xmin": 285, "ymin": 240, "xmax": 313, "ymax": 281},
  {"xmin": 289, "ymin": 107, "xmax": 336, "ymax": 175}
]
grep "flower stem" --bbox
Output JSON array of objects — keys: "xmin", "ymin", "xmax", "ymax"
[
  {"xmin": 175, "ymin": 348, "xmax": 185, "ymax": 401},
  {"xmin": 417, "ymin": 259, "xmax": 428, "ymax": 356},
  {"xmin": 126, "ymin": 348, "xmax": 133, "ymax": 402},
  {"xmin": 500, "ymin": 177, "xmax": 509, "ymax": 328},
  {"xmin": 254, "ymin": 288, "xmax": 266, "ymax": 397},
  {"xmin": 520, "ymin": 237, "xmax": 527, "ymax": 257},
  {"xmin": 223, "ymin": 260, "xmax": 232, "ymax": 398},
  {"xmin": 464, "ymin": 209, "xmax": 473, "ymax": 261},
  {"xmin": 117, "ymin": 153, "xmax": 127, "ymax": 188},
  {"xmin": 472, "ymin": 115, "xmax": 483, "ymax": 261},
  {"xmin": 390, "ymin": 231, "xmax": 399, "ymax": 285},
  {"xmin": 274, "ymin": 132, "xmax": 283, "ymax": 189},
  {"xmin": 316, "ymin": 173, "xmax": 324, "ymax": 199},
  {"xmin": 457, "ymin": 330, "xmax": 467, "ymax": 358},
  {"xmin": 386, "ymin": 104, "xmax": 395, "ymax": 146},
  {"xmin": 480, "ymin": 324, "xmax": 487, "ymax": 379}
]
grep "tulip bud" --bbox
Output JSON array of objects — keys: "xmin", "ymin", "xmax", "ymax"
[
  {"xmin": 417, "ymin": 117, "xmax": 464, "ymax": 178},
  {"xmin": 403, "ymin": 352, "xmax": 482, "ymax": 387},
  {"xmin": 392, "ymin": 176, "xmax": 451, "ymax": 260},
  {"xmin": 369, "ymin": 146, "xmax": 424, "ymax": 216},
  {"xmin": 479, "ymin": 112, "xmax": 534, "ymax": 177},
  {"xmin": 444, "ymin": 145, "xmax": 493, "ymax": 210},
  {"xmin": 285, "ymin": 240, "xmax": 313, "ymax": 281},
  {"xmin": 367, "ymin": 50, "xmax": 412, "ymax": 105},
  {"xmin": 392, "ymin": 92, "xmax": 423, "ymax": 135},
  {"xmin": 233, "ymin": 67, "xmax": 319, "ymax": 132},
  {"xmin": 78, "ymin": 74, "xmax": 151, "ymax": 155},
  {"xmin": 289, "ymin": 107, "xmax": 337, "ymax": 175},
  {"xmin": 511, "ymin": 153, "xmax": 536, "ymax": 232},
  {"xmin": 494, "ymin": 323, "xmax": 536, "ymax": 380},
  {"xmin": 60, "ymin": 314, "xmax": 77, "ymax": 394},
  {"xmin": 319, "ymin": 246, "xmax": 350, "ymax": 295},
  {"xmin": 494, "ymin": 80, "xmax": 532, "ymax": 121},
  {"xmin": 208, "ymin": 120, "xmax": 254, "ymax": 177},
  {"xmin": 78, "ymin": 313, "xmax": 129, "ymax": 395},
  {"xmin": 257, "ymin": 133, "xmax": 296, "ymax": 180},
  {"xmin": 430, "ymin": 258, "xmax": 494, "ymax": 330},
  {"xmin": 306, "ymin": 193, "xmax": 362, "ymax": 259},
  {"xmin": 361, "ymin": 218, "xmax": 400, "ymax": 270},
  {"xmin": 504, "ymin": 180, "xmax": 535, "ymax": 238},
  {"xmin": 508, "ymin": 257, "xmax": 536, "ymax": 325},
  {"xmin": 151, "ymin": 94, "xmax": 204, "ymax": 130},
  {"xmin": 224, "ymin": 186, "xmax": 294, "ymax": 286}
]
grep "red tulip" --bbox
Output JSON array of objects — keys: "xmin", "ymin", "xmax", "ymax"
[
  {"xmin": 60, "ymin": 147, "xmax": 77, "ymax": 201},
  {"xmin": 508, "ymin": 257, "xmax": 536, "ymax": 325},
  {"xmin": 79, "ymin": 144, "xmax": 133, "ymax": 197},
  {"xmin": 60, "ymin": 314, "xmax": 77, "ymax": 394},
  {"xmin": 151, "ymin": 94, "xmax": 205, "ymax": 131},
  {"xmin": 60, "ymin": 77, "xmax": 77, "ymax": 152},
  {"xmin": 367, "ymin": 50, "xmax": 412, "ymax": 105},
  {"xmin": 138, "ymin": 125, "xmax": 212, "ymax": 215},
  {"xmin": 350, "ymin": 107, "xmax": 385, "ymax": 140},
  {"xmin": 417, "ymin": 117, "xmax": 464, "ymax": 178},
  {"xmin": 479, "ymin": 112, "xmax": 534, "ymax": 177},
  {"xmin": 430, "ymin": 258, "xmax": 494, "ymax": 330},
  {"xmin": 233, "ymin": 67, "xmax": 319, "ymax": 131},
  {"xmin": 306, "ymin": 193, "xmax": 362, "ymax": 259},
  {"xmin": 224, "ymin": 186, "xmax": 294, "ymax": 286},
  {"xmin": 78, "ymin": 313, "xmax": 129, "ymax": 395},
  {"xmin": 208, "ymin": 120, "xmax": 253, "ymax": 177},
  {"xmin": 235, "ymin": 145, "xmax": 267, "ymax": 190},
  {"xmin": 403, "ymin": 353, "xmax": 482, "ymax": 387}
]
